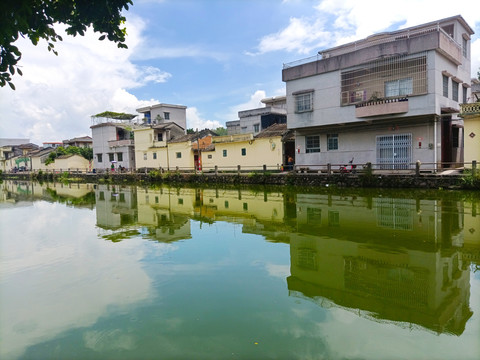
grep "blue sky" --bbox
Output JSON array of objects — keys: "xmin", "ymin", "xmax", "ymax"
[{"xmin": 1, "ymin": 0, "xmax": 479, "ymax": 144}]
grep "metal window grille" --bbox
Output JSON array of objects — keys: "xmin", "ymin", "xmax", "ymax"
[
  {"xmin": 306, "ymin": 135, "xmax": 320, "ymax": 153},
  {"xmin": 452, "ymin": 81, "xmax": 459, "ymax": 102},
  {"xmin": 443, "ymin": 75, "xmax": 449, "ymax": 97},
  {"xmin": 327, "ymin": 134, "xmax": 338, "ymax": 150},
  {"xmin": 376, "ymin": 134, "xmax": 412, "ymax": 170},
  {"xmin": 295, "ymin": 93, "xmax": 313, "ymax": 112},
  {"xmin": 340, "ymin": 53, "xmax": 427, "ymax": 106}
]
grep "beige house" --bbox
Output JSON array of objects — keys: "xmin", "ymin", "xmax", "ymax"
[
  {"xmin": 134, "ymin": 123, "xmax": 186, "ymax": 170},
  {"xmin": 202, "ymin": 124, "xmax": 292, "ymax": 171},
  {"xmin": 460, "ymin": 102, "xmax": 480, "ymax": 168},
  {"xmin": 29, "ymin": 148, "xmax": 56, "ymax": 171},
  {"xmin": 53, "ymin": 154, "xmax": 91, "ymax": 172}
]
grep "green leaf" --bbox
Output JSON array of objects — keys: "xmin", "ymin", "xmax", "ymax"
[{"xmin": 8, "ymin": 82, "xmax": 16, "ymax": 90}]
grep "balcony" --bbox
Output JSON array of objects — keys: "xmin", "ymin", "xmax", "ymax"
[
  {"xmin": 459, "ymin": 102, "xmax": 480, "ymax": 117},
  {"xmin": 153, "ymin": 140, "xmax": 167, "ymax": 148},
  {"xmin": 356, "ymin": 97, "xmax": 409, "ymax": 118},
  {"xmin": 108, "ymin": 139, "xmax": 133, "ymax": 148}
]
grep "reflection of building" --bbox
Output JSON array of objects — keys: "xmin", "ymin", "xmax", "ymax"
[
  {"xmin": 1, "ymin": 181, "xmax": 95, "ymax": 209},
  {"xmin": 288, "ymin": 194, "xmax": 474, "ymax": 335},
  {"xmin": 95, "ymin": 185, "xmax": 137, "ymax": 229},
  {"xmin": 136, "ymin": 187, "xmax": 192, "ymax": 242}
]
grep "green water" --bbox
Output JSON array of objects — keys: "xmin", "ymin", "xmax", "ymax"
[{"xmin": 1, "ymin": 181, "xmax": 479, "ymax": 360}]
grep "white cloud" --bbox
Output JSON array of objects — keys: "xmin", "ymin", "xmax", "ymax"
[
  {"xmin": 250, "ymin": 17, "xmax": 331, "ymax": 55},
  {"xmin": 0, "ymin": 15, "xmax": 168, "ymax": 145},
  {"xmin": 223, "ymin": 90, "xmax": 267, "ymax": 121},
  {"xmin": 186, "ymin": 107, "xmax": 222, "ymax": 130},
  {"xmin": 253, "ymin": 0, "xmax": 480, "ymax": 78}
]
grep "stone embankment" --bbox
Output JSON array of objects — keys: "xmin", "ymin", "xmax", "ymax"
[{"xmin": 2, "ymin": 171, "xmax": 479, "ymax": 190}]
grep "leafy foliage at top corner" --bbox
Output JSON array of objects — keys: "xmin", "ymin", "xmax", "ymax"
[{"xmin": 0, "ymin": 0, "xmax": 133, "ymax": 89}]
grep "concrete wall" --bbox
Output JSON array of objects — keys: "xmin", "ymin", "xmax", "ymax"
[{"xmin": 294, "ymin": 121, "xmax": 436, "ymax": 169}]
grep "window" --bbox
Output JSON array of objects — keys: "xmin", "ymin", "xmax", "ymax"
[
  {"xmin": 241, "ymin": 148, "xmax": 246, "ymax": 156},
  {"xmin": 452, "ymin": 81, "xmax": 459, "ymax": 102},
  {"xmin": 327, "ymin": 134, "xmax": 338, "ymax": 151},
  {"xmin": 306, "ymin": 136, "xmax": 320, "ymax": 153},
  {"xmin": 462, "ymin": 37, "xmax": 468, "ymax": 58},
  {"xmin": 176, "ymin": 152, "xmax": 182, "ymax": 159},
  {"xmin": 385, "ymin": 78, "xmax": 412, "ymax": 97},
  {"xmin": 243, "ymin": 202, "xmax": 248, "ymax": 211},
  {"xmin": 153, "ymin": 152, "xmax": 157, "ymax": 160},
  {"xmin": 208, "ymin": 154, "xmax": 212, "ymax": 159},
  {"xmin": 253, "ymin": 124, "xmax": 260, "ymax": 132},
  {"xmin": 295, "ymin": 92, "xmax": 313, "ymax": 113},
  {"xmin": 224, "ymin": 201, "xmax": 229, "ymax": 208},
  {"xmin": 143, "ymin": 153, "xmax": 147, "ymax": 160},
  {"xmin": 97, "ymin": 154, "xmax": 103, "ymax": 163},
  {"xmin": 164, "ymin": 112, "xmax": 170, "ymax": 120},
  {"xmin": 157, "ymin": 133, "xmax": 163, "ymax": 141},
  {"xmin": 117, "ymin": 152, "xmax": 123, "ymax": 162},
  {"xmin": 443, "ymin": 75, "xmax": 449, "ymax": 97},
  {"xmin": 108, "ymin": 153, "xmax": 114, "ymax": 162},
  {"xmin": 463, "ymin": 85, "xmax": 468, "ymax": 103},
  {"xmin": 223, "ymin": 149, "xmax": 227, "ymax": 157},
  {"xmin": 178, "ymin": 198, "xmax": 183, "ymax": 205}
]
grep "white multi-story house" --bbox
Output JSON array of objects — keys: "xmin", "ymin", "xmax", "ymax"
[
  {"xmin": 283, "ymin": 15, "xmax": 474, "ymax": 171},
  {"xmin": 136, "ymin": 103, "xmax": 187, "ymax": 131},
  {"xmin": 90, "ymin": 113, "xmax": 141, "ymax": 171},
  {"xmin": 226, "ymin": 96, "xmax": 287, "ymax": 135}
]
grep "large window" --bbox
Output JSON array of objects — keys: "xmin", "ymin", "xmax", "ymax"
[
  {"xmin": 241, "ymin": 148, "xmax": 246, "ymax": 156},
  {"xmin": 452, "ymin": 81, "xmax": 459, "ymax": 102},
  {"xmin": 153, "ymin": 152, "xmax": 157, "ymax": 160},
  {"xmin": 443, "ymin": 75, "xmax": 449, "ymax": 97},
  {"xmin": 385, "ymin": 78, "xmax": 413, "ymax": 97},
  {"xmin": 108, "ymin": 153, "xmax": 114, "ymax": 162},
  {"xmin": 327, "ymin": 134, "xmax": 338, "ymax": 151},
  {"xmin": 463, "ymin": 85, "xmax": 468, "ymax": 103},
  {"xmin": 164, "ymin": 112, "xmax": 170, "ymax": 120},
  {"xmin": 253, "ymin": 124, "xmax": 260, "ymax": 132},
  {"xmin": 306, "ymin": 136, "xmax": 320, "ymax": 153},
  {"xmin": 223, "ymin": 150, "xmax": 227, "ymax": 157},
  {"xmin": 176, "ymin": 152, "xmax": 182, "ymax": 159},
  {"xmin": 295, "ymin": 92, "xmax": 313, "ymax": 113},
  {"xmin": 117, "ymin": 152, "xmax": 123, "ymax": 162},
  {"xmin": 97, "ymin": 154, "xmax": 102, "ymax": 163}
]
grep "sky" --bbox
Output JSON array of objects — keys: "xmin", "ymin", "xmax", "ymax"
[{"xmin": 1, "ymin": 0, "xmax": 480, "ymax": 145}]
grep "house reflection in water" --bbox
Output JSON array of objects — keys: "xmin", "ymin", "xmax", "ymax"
[
  {"xmin": 95, "ymin": 184, "xmax": 138, "ymax": 229},
  {"xmin": 288, "ymin": 194, "xmax": 476, "ymax": 336}
]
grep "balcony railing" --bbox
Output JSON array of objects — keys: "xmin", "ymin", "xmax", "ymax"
[
  {"xmin": 459, "ymin": 102, "xmax": 480, "ymax": 116},
  {"xmin": 108, "ymin": 139, "xmax": 134, "ymax": 147},
  {"xmin": 355, "ymin": 97, "xmax": 409, "ymax": 118}
]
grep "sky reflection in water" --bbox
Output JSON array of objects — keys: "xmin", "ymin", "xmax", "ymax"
[{"xmin": 0, "ymin": 181, "xmax": 479, "ymax": 360}]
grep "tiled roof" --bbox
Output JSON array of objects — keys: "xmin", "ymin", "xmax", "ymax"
[{"xmin": 254, "ymin": 123, "xmax": 293, "ymax": 140}]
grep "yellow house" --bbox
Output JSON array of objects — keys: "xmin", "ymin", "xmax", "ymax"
[
  {"xmin": 134, "ymin": 123, "xmax": 185, "ymax": 170},
  {"xmin": 53, "ymin": 154, "xmax": 91, "ymax": 172},
  {"xmin": 460, "ymin": 102, "xmax": 480, "ymax": 168},
  {"xmin": 30, "ymin": 148, "xmax": 56, "ymax": 171},
  {"xmin": 202, "ymin": 124, "xmax": 292, "ymax": 171}
]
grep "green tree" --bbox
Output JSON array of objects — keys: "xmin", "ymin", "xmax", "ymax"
[
  {"xmin": 1, "ymin": 0, "xmax": 132, "ymax": 89},
  {"xmin": 44, "ymin": 146, "xmax": 93, "ymax": 165},
  {"xmin": 214, "ymin": 127, "xmax": 228, "ymax": 136}
]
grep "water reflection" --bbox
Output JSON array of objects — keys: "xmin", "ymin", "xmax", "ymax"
[{"xmin": 2, "ymin": 180, "xmax": 479, "ymax": 340}]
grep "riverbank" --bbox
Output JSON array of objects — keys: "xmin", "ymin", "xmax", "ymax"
[{"xmin": 2, "ymin": 170, "xmax": 479, "ymax": 190}]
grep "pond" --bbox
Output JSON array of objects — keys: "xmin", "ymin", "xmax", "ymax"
[{"xmin": 1, "ymin": 180, "xmax": 479, "ymax": 360}]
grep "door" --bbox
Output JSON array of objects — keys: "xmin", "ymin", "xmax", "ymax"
[{"xmin": 376, "ymin": 134, "xmax": 412, "ymax": 170}]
